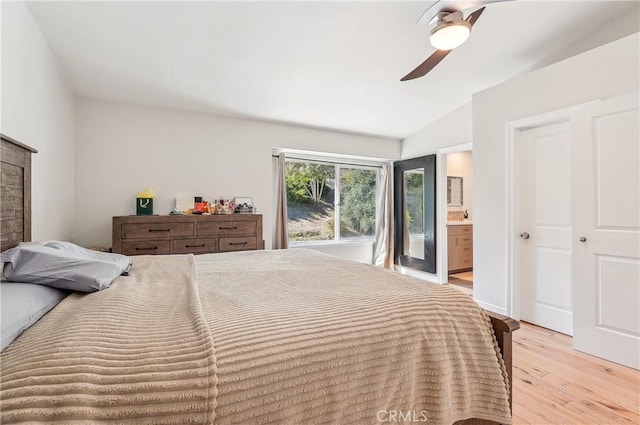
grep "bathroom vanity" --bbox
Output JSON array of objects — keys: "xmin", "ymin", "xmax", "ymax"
[{"xmin": 447, "ymin": 222, "xmax": 473, "ymax": 272}]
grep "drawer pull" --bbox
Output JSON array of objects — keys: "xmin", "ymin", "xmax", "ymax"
[
  {"xmin": 185, "ymin": 244, "xmax": 206, "ymax": 248},
  {"xmin": 148, "ymin": 229, "xmax": 171, "ymax": 232},
  {"xmin": 229, "ymin": 242, "xmax": 247, "ymax": 246},
  {"xmin": 220, "ymin": 226, "xmax": 237, "ymax": 230},
  {"xmin": 135, "ymin": 247, "xmax": 158, "ymax": 251}
]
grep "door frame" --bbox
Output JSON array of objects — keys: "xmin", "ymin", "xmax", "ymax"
[
  {"xmin": 505, "ymin": 101, "xmax": 600, "ymax": 319},
  {"xmin": 437, "ymin": 143, "xmax": 473, "ymax": 284}
]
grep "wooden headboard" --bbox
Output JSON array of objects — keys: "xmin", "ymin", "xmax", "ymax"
[{"xmin": 1, "ymin": 134, "xmax": 38, "ymax": 251}]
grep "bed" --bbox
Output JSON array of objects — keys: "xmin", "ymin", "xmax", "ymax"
[{"xmin": 0, "ymin": 134, "xmax": 518, "ymax": 425}]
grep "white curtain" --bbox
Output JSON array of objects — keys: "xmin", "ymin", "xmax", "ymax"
[
  {"xmin": 372, "ymin": 163, "xmax": 394, "ymax": 268},
  {"xmin": 273, "ymin": 153, "xmax": 289, "ymax": 249}
]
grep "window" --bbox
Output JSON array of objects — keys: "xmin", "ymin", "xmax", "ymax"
[{"xmin": 286, "ymin": 159, "xmax": 378, "ymax": 243}]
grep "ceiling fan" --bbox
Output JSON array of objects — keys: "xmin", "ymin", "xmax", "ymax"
[{"xmin": 401, "ymin": 0, "xmax": 513, "ymax": 81}]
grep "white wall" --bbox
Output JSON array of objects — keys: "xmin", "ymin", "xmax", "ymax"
[
  {"xmin": 446, "ymin": 151, "xmax": 473, "ymax": 219},
  {"xmin": 1, "ymin": 2, "xmax": 75, "ymax": 241},
  {"xmin": 473, "ymin": 33, "xmax": 640, "ymax": 314},
  {"xmin": 299, "ymin": 241, "xmax": 375, "ymax": 264},
  {"xmin": 401, "ymin": 103, "xmax": 472, "ymax": 159},
  {"xmin": 74, "ymin": 98, "xmax": 401, "ymax": 251}
]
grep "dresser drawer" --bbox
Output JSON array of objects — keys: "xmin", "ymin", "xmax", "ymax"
[
  {"xmin": 197, "ymin": 221, "xmax": 257, "ymax": 236},
  {"xmin": 459, "ymin": 236, "xmax": 472, "ymax": 248},
  {"xmin": 219, "ymin": 236, "xmax": 258, "ymax": 252},
  {"xmin": 121, "ymin": 240, "xmax": 171, "ymax": 256},
  {"xmin": 448, "ymin": 225, "xmax": 472, "ymax": 236},
  {"xmin": 172, "ymin": 238, "xmax": 218, "ymax": 254},
  {"xmin": 122, "ymin": 222, "xmax": 194, "ymax": 239},
  {"xmin": 456, "ymin": 255, "xmax": 473, "ymax": 269},
  {"xmin": 113, "ymin": 215, "xmax": 263, "ymax": 256}
]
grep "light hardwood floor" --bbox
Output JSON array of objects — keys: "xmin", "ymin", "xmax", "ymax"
[
  {"xmin": 448, "ymin": 271, "xmax": 473, "ymax": 290},
  {"xmin": 512, "ymin": 322, "xmax": 640, "ymax": 424}
]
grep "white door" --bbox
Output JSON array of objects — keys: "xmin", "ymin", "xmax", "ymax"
[
  {"xmin": 518, "ymin": 121, "xmax": 573, "ymax": 335},
  {"xmin": 572, "ymin": 94, "xmax": 640, "ymax": 369}
]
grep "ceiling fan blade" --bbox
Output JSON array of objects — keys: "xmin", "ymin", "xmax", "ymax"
[
  {"xmin": 401, "ymin": 49, "xmax": 452, "ymax": 81},
  {"xmin": 466, "ymin": 6, "xmax": 485, "ymax": 26},
  {"xmin": 417, "ymin": 0, "xmax": 512, "ymax": 25},
  {"xmin": 401, "ymin": 3, "xmax": 488, "ymax": 81}
]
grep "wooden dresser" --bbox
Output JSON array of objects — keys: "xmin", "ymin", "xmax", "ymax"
[
  {"xmin": 447, "ymin": 224, "xmax": 473, "ymax": 272},
  {"xmin": 112, "ymin": 215, "xmax": 263, "ymax": 256}
]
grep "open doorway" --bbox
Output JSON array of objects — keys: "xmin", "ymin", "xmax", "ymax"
[{"xmin": 442, "ymin": 148, "xmax": 473, "ymax": 291}]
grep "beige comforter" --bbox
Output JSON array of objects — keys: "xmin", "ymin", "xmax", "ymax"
[
  {"xmin": 1, "ymin": 255, "xmax": 217, "ymax": 424},
  {"xmin": 1, "ymin": 249, "xmax": 511, "ymax": 425}
]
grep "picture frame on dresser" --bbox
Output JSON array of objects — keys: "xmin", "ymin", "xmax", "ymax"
[{"xmin": 112, "ymin": 214, "xmax": 263, "ymax": 255}]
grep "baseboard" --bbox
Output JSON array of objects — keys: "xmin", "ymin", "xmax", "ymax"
[
  {"xmin": 474, "ymin": 299, "xmax": 507, "ymax": 316},
  {"xmin": 396, "ymin": 266, "xmax": 442, "ymax": 284}
]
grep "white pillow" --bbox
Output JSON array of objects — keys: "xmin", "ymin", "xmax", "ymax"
[
  {"xmin": 1, "ymin": 241, "xmax": 131, "ymax": 292},
  {"xmin": 1, "ymin": 282, "xmax": 68, "ymax": 351}
]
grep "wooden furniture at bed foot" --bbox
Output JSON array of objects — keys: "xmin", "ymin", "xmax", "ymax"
[{"xmin": 112, "ymin": 214, "xmax": 263, "ymax": 255}]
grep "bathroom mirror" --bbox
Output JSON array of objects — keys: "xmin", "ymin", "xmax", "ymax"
[
  {"xmin": 447, "ymin": 176, "xmax": 463, "ymax": 207},
  {"xmin": 393, "ymin": 155, "xmax": 436, "ymax": 273}
]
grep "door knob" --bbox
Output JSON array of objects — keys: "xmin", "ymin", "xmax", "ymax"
[
  {"xmin": 579, "ymin": 236, "xmax": 587, "ymax": 242},
  {"xmin": 520, "ymin": 232, "xmax": 530, "ymax": 239}
]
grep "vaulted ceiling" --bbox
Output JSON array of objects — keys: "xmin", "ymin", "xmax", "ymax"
[{"xmin": 25, "ymin": 1, "xmax": 640, "ymax": 139}]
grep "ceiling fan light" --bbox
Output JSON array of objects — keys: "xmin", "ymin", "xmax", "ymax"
[{"xmin": 429, "ymin": 21, "xmax": 471, "ymax": 50}]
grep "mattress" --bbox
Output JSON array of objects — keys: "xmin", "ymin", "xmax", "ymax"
[{"xmin": 0, "ymin": 249, "xmax": 511, "ymax": 425}]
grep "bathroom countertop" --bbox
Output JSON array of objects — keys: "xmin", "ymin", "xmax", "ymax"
[{"xmin": 447, "ymin": 221, "xmax": 473, "ymax": 226}]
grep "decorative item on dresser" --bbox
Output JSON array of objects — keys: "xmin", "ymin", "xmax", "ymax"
[
  {"xmin": 112, "ymin": 214, "xmax": 263, "ymax": 255},
  {"xmin": 448, "ymin": 223, "xmax": 473, "ymax": 272}
]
